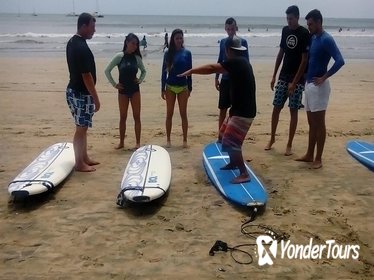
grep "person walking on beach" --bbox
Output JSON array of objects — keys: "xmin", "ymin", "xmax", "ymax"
[
  {"xmin": 296, "ymin": 9, "xmax": 345, "ymax": 169},
  {"xmin": 179, "ymin": 36, "xmax": 256, "ymax": 183},
  {"xmin": 163, "ymin": 32, "xmax": 169, "ymax": 52},
  {"xmin": 161, "ymin": 29, "xmax": 192, "ymax": 148},
  {"xmin": 66, "ymin": 12, "xmax": 100, "ymax": 172},
  {"xmin": 264, "ymin": 5, "xmax": 310, "ymax": 156},
  {"xmin": 215, "ymin": 17, "xmax": 249, "ymax": 142},
  {"xmin": 140, "ymin": 35, "xmax": 147, "ymax": 50},
  {"xmin": 104, "ymin": 33, "xmax": 146, "ymax": 150}
]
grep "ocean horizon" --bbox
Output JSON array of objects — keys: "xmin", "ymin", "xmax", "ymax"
[{"xmin": 0, "ymin": 13, "xmax": 373, "ymax": 60}]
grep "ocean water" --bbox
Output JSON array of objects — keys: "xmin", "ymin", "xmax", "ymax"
[{"xmin": 0, "ymin": 14, "xmax": 373, "ymax": 60}]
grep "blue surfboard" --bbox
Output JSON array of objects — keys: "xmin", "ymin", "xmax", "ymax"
[
  {"xmin": 346, "ymin": 140, "xmax": 374, "ymax": 171},
  {"xmin": 202, "ymin": 142, "xmax": 268, "ymax": 207}
]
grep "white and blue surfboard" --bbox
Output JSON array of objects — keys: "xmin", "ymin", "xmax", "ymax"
[
  {"xmin": 8, "ymin": 142, "xmax": 75, "ymax": 198},
  {"xmin": 117, "ymin": 144, "xmax": 171, "ymax": 205},
  {"xmin": 346, "ymin": 140, "xmax": 374, "ymax": 171},
  {"xmin": 203, "ymin": 142, "xmax": 268, "ymax": 207}
]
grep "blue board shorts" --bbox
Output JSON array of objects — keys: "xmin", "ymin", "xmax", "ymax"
[
  {"xmin": 66, "ymin": 88, "xmax": 95, "ymax": 127},
  {"xmin": 273, "ymin": 79, "xmax": 304, "ymax": 109}
]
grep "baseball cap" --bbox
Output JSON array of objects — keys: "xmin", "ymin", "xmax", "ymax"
[{"xmin": 225, "ymin": 35, "xmax": 247, "ymax": 51}]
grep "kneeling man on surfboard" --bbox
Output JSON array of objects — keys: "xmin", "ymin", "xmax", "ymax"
[{"xmin": 179, "ymin": 36, "xmax": 256, "ymax": 183}]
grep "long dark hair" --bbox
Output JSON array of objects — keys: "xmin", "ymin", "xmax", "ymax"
[
  {"xmin": 166, "ymin": 29, "xmax": 184, "ymax": 70},
  {"xmin": 122, "ymin": 33, "xmax": 142, "ymax": 58}
]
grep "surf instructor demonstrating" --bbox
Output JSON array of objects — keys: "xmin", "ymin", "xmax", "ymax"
[
  {"xmin": 179, "ymin": 36, "xmax": 256, "ymax": 183},
  {"xmin": 66, "ymin": 13, "xmax": 101, "ymax": 172},
  {"xmin": 215, "ymin": 17, "xmax": 249, "ymax": 141}
]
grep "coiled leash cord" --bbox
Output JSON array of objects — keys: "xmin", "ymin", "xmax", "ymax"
[
  {"xmin": 208, "ymin": 239, "xmax": 256, "ymax": 265},
  {"xmin": 208, "ymin": 207, "xmax": 289, "ymax": 265}
]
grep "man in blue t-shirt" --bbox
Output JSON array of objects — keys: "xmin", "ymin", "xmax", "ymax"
[
  {"xmin": 215, "ymin": 17, "xmax": 249, "ymax": 142},
  {"xmin": 296, "ymin": 9, "xmax": 345, "ymax": 169},
  {"xmin": 265, "ymin": 5, "xmax": 310, "ymax": 156}
]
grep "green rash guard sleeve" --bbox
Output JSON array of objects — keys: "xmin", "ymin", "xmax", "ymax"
[
  {"xmin": 136, "ymin": 55, "xmax": 147, "ymax": 83},
  {"xmin": 104, "ymin": 52, "xmax": 123, "ymax": 87}
]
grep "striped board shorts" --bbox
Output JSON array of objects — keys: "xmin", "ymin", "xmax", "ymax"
[
  {"xmin": 66, "ymin": 88, "xmax": 95, "ymax": 127},
  {"xmin": 219, "ymin": 116, "xmax": 253, "ymax": 152}
]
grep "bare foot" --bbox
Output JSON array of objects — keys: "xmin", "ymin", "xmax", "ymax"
[
  {"xmin": 220, "ymin": 163, "xmax": 238, "ymax": 170},
  {"xmin": 264, "ymin": 140, "xmax": 275, "ymax": 151},
  {"xmin": 75, "ymin": 164, "xmax": 96, "ymax": 172},
  {"xmin": 166, "ymin": 141, "xmax": 171, "ymax": 148},
  {"xmin": 115, "ymin": 143, "xmax": 124, "ymax": 150},
  {"xmin": 135, "ymin": 144, "xmax": 140, "ymax": 149},
  {"xmin": 310, "ymin": 161, "xmax": 323, "ymax": 169},
  {"xmin": 183, "ymin": 141, "xmax": 188, "ymax": 148},
  {"xmin": 284, "ymin": 146, "xmax": 293, "ymax": 156},
  {"xmin": 231, "ymin": 174, "xmax": 251, "ymax": 184},
  {"xmin": 86, "ymin": 159, "xmax": 100, "ymax": 166},
  {"xmin": 295, "ymin": 155, "xmax": 314, "ymax": 162}
]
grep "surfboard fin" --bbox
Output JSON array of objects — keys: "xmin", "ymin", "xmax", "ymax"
[{"xmin": 116, "ymin": 190, "xmax": 126, "ymax": 207}]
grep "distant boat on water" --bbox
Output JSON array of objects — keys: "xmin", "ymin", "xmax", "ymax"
[
  {"xmin": 94, "ymin": 11, "xmax": 104, "ymax": 18},
  {"xmin": 94, "ymin": 0, "xmax": 104, "ymax": 18},
  {"xmin": 66, "ymin": 0, "xmax": 78, "ymax": 17},
  {"xmin": 32, "ymin": 1, "xmax": 37, "ymax": 16}
]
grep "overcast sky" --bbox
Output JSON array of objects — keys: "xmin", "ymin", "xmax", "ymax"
[{"xmin": 0, "ymin": 0, "xmax": 373, "ymax": 18}]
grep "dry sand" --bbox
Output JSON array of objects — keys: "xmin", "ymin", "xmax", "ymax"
[{"xmin": 0, "ymin": 55, "xmax": 373, "ymax": 279}]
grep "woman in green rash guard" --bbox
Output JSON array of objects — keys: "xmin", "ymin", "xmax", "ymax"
[{"xmin": 105, "ymin": 33, "xmax": 146, "ymax": 150}]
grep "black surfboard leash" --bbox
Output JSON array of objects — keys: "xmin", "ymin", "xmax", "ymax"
[{"xmin": 208, "ymin": 207, "xmax": 289, "ymax": 264}]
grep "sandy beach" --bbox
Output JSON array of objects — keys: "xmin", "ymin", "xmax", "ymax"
[{"xmin": 0, "ymin": 55, "xmax": 373, "ymax": 279}]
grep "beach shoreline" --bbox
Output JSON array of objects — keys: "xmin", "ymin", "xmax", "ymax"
[{"xmin": 0, "ymin": 56, "xmax": 373, "ymax": 279}]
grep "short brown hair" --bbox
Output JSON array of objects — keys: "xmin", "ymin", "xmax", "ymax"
[{"xmin": 77, "ymin": 13, "xmax": 96, "ymax": 30}]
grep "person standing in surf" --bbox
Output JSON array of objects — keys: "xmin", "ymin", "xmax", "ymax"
[
  {"xmin": 161, "ymin": 29, "xmax": 192, "ymax": 148},
  {"xmin": 296, "ymin": 9, "xmax": 345, "ymax": 169},
  {"xmin": 104, "ymin": 33, "xmax": 146, "ymax": 150},
  {"xmin": 163, "ymin": 32, "xmax": 169, "ymax": 52},
  {"xmin": 215, "ymin": 17, "xmax": 249, "ymax": 142},
  {"xmin": 140, "ymin": 35, "xmax": 147, "ymax": 50},
  {"xmin": 66, "ymin": 12, "xmax": 100, "ymax": 172},
  {"xmin": 179, "ymin": 36, "xmax": 256, "ymax": 183},
  {"xmin": 264, "ymin": 5, "xmax": 310, "ymax": 156}
]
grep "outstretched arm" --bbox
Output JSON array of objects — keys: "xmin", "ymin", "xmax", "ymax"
[{"xmin": 179, "ymin": 63, "xmax": 226, "ymax": 77}]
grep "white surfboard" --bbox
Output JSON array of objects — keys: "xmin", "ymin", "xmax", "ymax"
[
  {"xmin": 117, "ymin": 144, "xmax": 171, "ymax": 205},
  {"xmin": 8, "ymin": 142, "xmax": 75, "ymax": 198}
]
